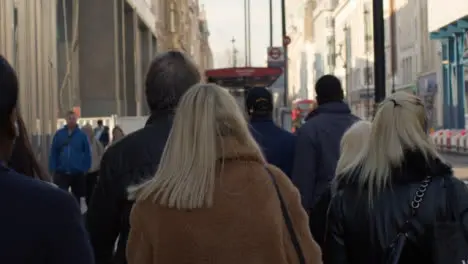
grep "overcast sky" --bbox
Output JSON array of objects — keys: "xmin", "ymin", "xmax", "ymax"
[{"xmin": 199, "ymin": 0, "xmax": 282, "ymax": 68}]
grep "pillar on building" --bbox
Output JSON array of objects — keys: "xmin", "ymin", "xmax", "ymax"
[
  {"xmin": 431, "ymin": 17, "xmax": 468, "ymax": 129},
  {"xmin": 78, "ymin": 0, "xmax": 121, "ymax": 116},
  {"xmin": 78, "ymin": 0, "xmax": 157, "ymax": 117}
]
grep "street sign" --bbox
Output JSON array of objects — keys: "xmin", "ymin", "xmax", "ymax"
[
  {"xmin": 267, "ymin": 47, "xmax": 285, "ymax": 68},
  {"xmin": 283, "ymin": 36, "xmax": 291, "ymax": 46}
]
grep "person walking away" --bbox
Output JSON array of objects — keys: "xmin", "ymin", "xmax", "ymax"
[
  {"xmin": 111, "ymin": 125, "xmax": 125, "ymax": 144},
  {"xmin": 86, "ymin": 51, "xmax": 201, "ymax": 264},
  {"xmin": 94, "ymin": 119, "xmax": 110, "ymax": 147},
  {"xmin": 82, "ymin": 124, "xmax": 105, "ymax": 205},
  {"xmin": 325, "ymin": 92, "xmax": 468, "ymax": 263},
  {"xmin": 8, "ymin": 114, "xmax": 51, "ymax": 182},
  {"xmin": 127, "ymin": 83, "xmax": 322, "ymax": 264},
  {"xmin": 0, "ymin": 55, "xmax": 94, "ymax": 264},
  {"xmin": 246, "ymin": 87, "xmax": 295, "ymax": 177},
  {"xmin": 292, "ymin": 75, "xmax": 359, "ymax": 214},
  {"xmin": 309, "ymin": 120, "xmax": 371, "ymax": 248},
  {"xmin": 49, "ymin": 110, "xmax": 91, "ymax": 212}
]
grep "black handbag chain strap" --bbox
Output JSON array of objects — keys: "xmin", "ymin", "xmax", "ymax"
[
  {"xmin": 393, "ymin": 175, "xmax": 432, "ymax": 242},
  {"xmin": 266, "ymin": 167, "xmax": 306, "ymax": 264}
]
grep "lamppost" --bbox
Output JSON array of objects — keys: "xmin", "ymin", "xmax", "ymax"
[
  {"xmin": 373, "ymin": 0, "xmax": 386, "ymax": 104},
  {"xmin": 231, "ymin": 37, "xmax": 238, "ymax": 68}
]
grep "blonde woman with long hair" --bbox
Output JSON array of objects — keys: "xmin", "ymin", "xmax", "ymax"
[
  {"xmin": 334, "ymin": 120, "xmax": 372, "ymax": 180},
  {"xmin": 324, "ymin": 92, "xmax": 468, "ymax": 264},
  {"xmin": 127, "ymin": 84, "xmax": 322, "ymax": 264}
]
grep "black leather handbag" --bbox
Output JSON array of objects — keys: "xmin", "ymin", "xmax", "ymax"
[
  {"xmin": 432, "ymin": 177, "xmax": 468, "ymax": 264},
  {"xmin": 385, "ymin": 175, "xmax": 432, "ymax": 264}
]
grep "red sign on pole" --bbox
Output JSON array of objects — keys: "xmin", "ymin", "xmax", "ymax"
[{"xmin": 283, "ymin": 35, "xmax": 291, "ymax": 46}]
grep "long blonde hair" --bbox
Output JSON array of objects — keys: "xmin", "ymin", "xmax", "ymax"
[
  {"xmin": 335, "ymin": 120, "xmax": 372, "ymax": 177},
  {"xmin": 128, "ymin": 83, "xmax": 264, "ymax": 209},
  {"xmin": 334, "ymin": 92, "xmax": 440, "ymax": 200}
]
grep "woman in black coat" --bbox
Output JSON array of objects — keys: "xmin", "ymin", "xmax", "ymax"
[{"xmin": 324, "ymin": 92, "xmax": 468, "ymax": 263}]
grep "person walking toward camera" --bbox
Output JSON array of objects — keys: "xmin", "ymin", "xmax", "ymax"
[{"xmin": 49, "ymin": 110, "xmax": 91, "ymax": 212}]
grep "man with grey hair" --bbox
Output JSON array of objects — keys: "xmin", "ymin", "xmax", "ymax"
[{"xmin": 86, "ymin": 51, "xmax": 201, "ymax": 264}]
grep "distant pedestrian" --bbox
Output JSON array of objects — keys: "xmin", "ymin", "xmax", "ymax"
[
  {"xmin": 94, "ymin": 119, "xmax": 109, "ymax": 147},
  {"xmin": 0, "ymin": 55, "xmax": 94, "ymax": 264},
  {"xmin": 49, "ymin": 110, "xmax": 91, "ymax": 210},
  {"xmin": 127, "ymin": 84, "xmax": 322, "ymax": 264},
  {"xmin": 111, "ymin": 125, "xmax": 125, "ymax": 144},
  {"xmin": 292, "ymin": 75, "xmax": 359, "ymax": 213},
  {"xmin": 246, "ymin": 87, "xmax": 295, "ymax": 177},
  {"xmin": 87, "ymin": 51, "xmax": 202, "ymax": 264},
  {"xmin": 325, "ymin": 92, "xmax": 468, "ymax": 263},
  {"xmin": 82, "ymin": 124, "xmax": 105, "ymax": 205}
]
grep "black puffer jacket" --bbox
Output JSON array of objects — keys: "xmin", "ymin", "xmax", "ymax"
[
  {"xmin": 324, "ymin": 152, "xmax": 468, "ymax": 264},
  {"xmin": 86, "ymin": 111, "xmax": 173, "ymax": 264}
]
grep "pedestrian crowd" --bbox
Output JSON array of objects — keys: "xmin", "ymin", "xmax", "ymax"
[{"xmin": 1, "ymin": 50, "xmax": 468, "ymax": 264}]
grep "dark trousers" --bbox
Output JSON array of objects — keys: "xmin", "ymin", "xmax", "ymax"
[
  {"xmin": 85, "ymin": 170, "xmax": 99, "ymax": 205},
  {"xmin": 53, "ymin": 172, "xmax": 86, "ymax": 202}
]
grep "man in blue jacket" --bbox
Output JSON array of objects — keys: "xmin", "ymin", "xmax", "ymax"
[
  {"xmin": 49, "ymin": 110, "xmax": 91, "ymax": 203},
  {"xmin": 246, "ymin": 87, "xmax": 296, "ymax": 177}
]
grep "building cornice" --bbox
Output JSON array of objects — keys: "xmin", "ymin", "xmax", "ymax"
[{"xmin": 125, "ymin": 0, "xmax": 157, "ymax": 36}]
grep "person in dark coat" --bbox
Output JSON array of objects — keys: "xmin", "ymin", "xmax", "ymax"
[
  {"xmin": 0, "ymin": 55, "xmax": 93, "ymax": 264},
  {"xmin": 86, "ymin": 51, "xmax": 201, "ymax": 264},
  {"xmin": 246, "ymin": 87, "xmax": 295, "ymax": 177},
  {"xmin": 295, "ymin": 77, "xmax": 359, "ymax": 248},
  {"xmin": 324, "ymin": 92, "xmax": 468, "ymax": 263},
  {"xmin": 292, "ymin": 75, "xmax": 359, "ymax": 212},
  {"xmin": 94, "ymin": 120, "xmax": 110, "ymax": 147}
]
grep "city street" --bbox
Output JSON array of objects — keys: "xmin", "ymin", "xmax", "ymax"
[{"xmin": 441, "ymin": 153, "xmax": 468, "ymax": 180}]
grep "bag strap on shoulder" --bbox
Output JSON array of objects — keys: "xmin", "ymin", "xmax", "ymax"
[{"xmin": 266, "ymin": 167, "xmax": 306, "ymax": 264}]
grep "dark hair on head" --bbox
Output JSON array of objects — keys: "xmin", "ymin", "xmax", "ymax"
[
  {"xmin": 145, "ymin": 51, "xmax": 201, "ymax": 112},
  {"xmin": 0, "ymin": 56, "xmax": 19, "ymax": 140},
  {"xmin": 8, "ymin": 115, "xmax": 50, "ymax": 181},
  {"xmin": 65, "ymin": 110, "xmax": 76, "ymax": 117},
  {"xmin": 97, "ymin": 119, "xmax": 103, "ymax": 125},
  {"xmin": 245, "ymin": 87, "xmax": 273, "ymax": 117},
  {"xmin": 315, "ymin": 74, "xmax": 344, "ymax": 105}
]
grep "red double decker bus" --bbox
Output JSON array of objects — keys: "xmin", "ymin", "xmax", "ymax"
[{"xmin": 205, "ymin": 67, "xmax": 283, "ymax": 110}]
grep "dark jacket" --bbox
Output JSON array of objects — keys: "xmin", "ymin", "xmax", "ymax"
[
  {"xmin": 49, "ymin": 126, "xmax": 91, "ymax": 174},
  {"xmin": 86, "ymin": 111, "xmax": 173, "ymax": 264},
  {"xmin": 249, "ymin": 116, "xmax": 296, "ymax": 177},
  {"xmin": 324, "ymin": 152, "xmax": 468, "ymax": 264},
  {"xmin": 0, "ymin": 164, "xmax": 94, "ymax": 264},
  {"xmin": 291, "ymin": 101, "xmax": 359, "ymax": 210},
  {"xmin": 95, "ymin": 126, "xmax": 110, "ymax": 148}
]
